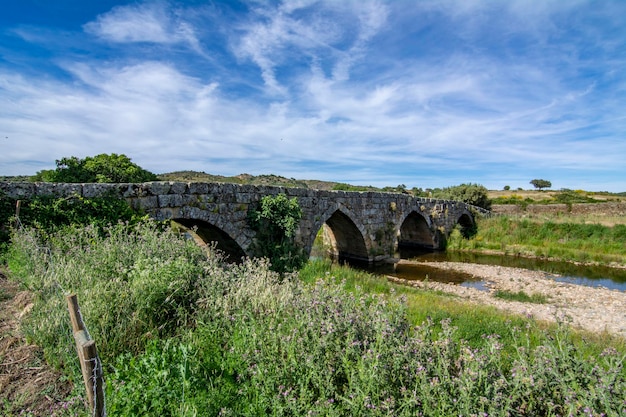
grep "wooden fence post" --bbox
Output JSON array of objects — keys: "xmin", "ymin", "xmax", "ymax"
[
  {"xmin": 14, "ymin": 200, "xmax": 21, "ymax": 228},
  {"xmin": 66, "ymin": 294, "xmax": 106, "ymax": 417}
]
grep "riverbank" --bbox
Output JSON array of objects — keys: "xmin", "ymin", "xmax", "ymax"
[
  {"xmin": 389, "ymin": 260, "xmax": 626, "ymax": 338},
  {"xmin": 446, "ymin": 214, "xmax": 626, "ymax": 267}
]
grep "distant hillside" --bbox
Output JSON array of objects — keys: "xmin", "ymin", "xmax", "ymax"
[{"xmin": 157, "ymin": 171, "xmax": 370, "ymax": 191}]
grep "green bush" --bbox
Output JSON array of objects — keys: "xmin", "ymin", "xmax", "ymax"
[
  {"xmin": 490, "ymin": 195, "xmax": 533, "ymax": 208},
  {"xmin": 107, "ymin": 339, "xmax": 235, "ymax": 416},
  {"xmin": 32, "ymin": 153, "xmax": 157, "ymax": 183},
  {"xmin": 553, "ymin": 189, "xmax": 600, "ymax": 204},
  {"xmin": 431, "ymin": 183, "xmax": 492, "ymax": 210},
  {"xmin": 248, "ymin": 193, "xmax": 307, "ymax": 274}
]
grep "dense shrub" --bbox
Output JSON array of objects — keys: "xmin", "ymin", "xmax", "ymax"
[
  {"xmin": 431, "ymin": 183, "xmax": 491, "ymax": 210},
  {"xmin": 248, "ymin": 193, "xmax": 307, "ymax": 274}
]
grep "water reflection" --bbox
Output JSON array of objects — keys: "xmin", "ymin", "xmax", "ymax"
[
  {"xmin": 370, "ymin": 260, "xmax": 481, "ymax": 286},
  {"xmin": 396, "ymin": 248, "xmax": 626, "ymax": 292},
  {"xmin": 313, "ymin": 246, "xmax": 626, "ymax": 291}
]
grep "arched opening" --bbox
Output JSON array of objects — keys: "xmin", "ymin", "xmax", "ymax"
[
  {"xmin": 398, "ymin": 211, "xmax": 436, "ymax": 257},
  {"xmin": 172, "ymin": 219, "xmax": 246, "ymax": 263},
  {"xmin": 315, "ymin": 210, "xmax": 369, "ymax": 264},
  {"xmin": 457, "ymin": 213, "xmax": 476, "ymax": 238}
]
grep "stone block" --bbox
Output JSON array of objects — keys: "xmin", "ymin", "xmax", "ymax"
[
  {"xmin": 83, "ymin": 183, "xmax": 117, "ymax": 198},
  {"xmin": 188, "ymin": 182, "xmax": 209, "ymax": 194},
  {"xmin": 170, "ymin": 182, "xmax": 188, "ymax": 195},
  {"xmin": 0, "ymin": 182, "xmax": 34, "ymax": 198},
  {"xmin": 132, "ymin": 196, "xmax": 158, "ymax": 210},
  {"xmin": 148, "ymin": 182, "xmax": 172, "ymax": 195},
  {"xmin": 158, "ymin": 194, "xmax": 183, "ymax": 207}
]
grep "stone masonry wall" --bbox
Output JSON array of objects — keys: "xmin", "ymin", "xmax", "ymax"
[{"xmin": 0, "ymin": 181, "xmax": 478, "ymax": 262}]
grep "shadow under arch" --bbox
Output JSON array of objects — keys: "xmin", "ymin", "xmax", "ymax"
[
  {"xmin": 172, "ymin": 218, "xmax": 246, "ymax": 263},
  {"xmin": 456, "ymin": 212, "xmax": 477, "ymax": 238},
  {"xmin": 315, "ymin": 209, "xmax": 370, "ymax": 264},
  {"xmin": 397, "ymin": 211, "xmax": 437, "ymax": 257}
]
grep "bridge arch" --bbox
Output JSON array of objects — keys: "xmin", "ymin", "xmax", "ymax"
[
  {"xmin": 172, "ymin": 218, "xmax": 246, "ymax": 263},
  {"xmin": 308, "ymin": 206, "xmax": 370, "ymax": 263},
  {"xmin": 456, "ymin": 211, "xmax": 476, "ymax": 238},
  {"xmin": 397, "ymin": 211, "xmax": 436, "ymax": 252}
]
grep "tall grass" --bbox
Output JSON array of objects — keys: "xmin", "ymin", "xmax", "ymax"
[
  {"xmin": 4, "ymin": 222, "xmax": 625, "ymax": 416},
  {"xmin": 5, "ymin": 222, "xmax": 211, "ymax": 367},
  {"xmin": 447, "ymin": 215, "xmax": 626, "ymax": 266}
]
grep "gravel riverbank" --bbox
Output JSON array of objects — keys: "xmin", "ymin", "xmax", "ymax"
[{"xmin": 388, "ymin": 260, "xmax": 626, "ymax": 338}]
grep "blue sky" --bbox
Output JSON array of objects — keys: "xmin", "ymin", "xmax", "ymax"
[{"xmin": 1, "ymin": 0, "xmax": 625, "ymax": 191}]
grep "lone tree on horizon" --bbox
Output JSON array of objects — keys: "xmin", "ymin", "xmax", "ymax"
[{"xmin": 530, "ymin": 179, "xmax": 552, "ymax": 190}]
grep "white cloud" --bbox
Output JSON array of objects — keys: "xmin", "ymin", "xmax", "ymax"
[{"xmin": 83, "ymin": 1, "xmax": 204, "ymax": 54}]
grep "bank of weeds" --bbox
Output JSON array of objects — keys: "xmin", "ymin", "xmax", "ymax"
[
  {"xmin": 3, "ymin": 222, "xmax": 625, "ymax": 416},
  {"xmin": 448, "ymin": 214, "xmax": 626, "ymax": 267}
]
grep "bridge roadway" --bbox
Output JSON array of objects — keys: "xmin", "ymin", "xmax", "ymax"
[{"xmin": 1, "ymin": 181, "xmax": 486, "ymax": 263}]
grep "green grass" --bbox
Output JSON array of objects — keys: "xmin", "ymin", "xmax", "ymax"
[
  {"xmin": 494, "ymin": 289, "xmax": 549, "ymax": 304},
  {"xmin": 447, "ymin": 215, "xmax": 626, "ymax": 266},
  {"xmin": 3, "ymin": 224, "xmax": 626, "ymax": 416}
]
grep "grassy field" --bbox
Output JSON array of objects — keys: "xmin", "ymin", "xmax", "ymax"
[
  {"xmin": 448, "ymin": 212, "xmax": 626, "ymax": 267},
  {"xmin": 488, "ymin": 189, "xmax": 626, "ymax": 202},
  {"xmin": 2, "ymin": 222, "xmax": 625, "ymax": 416}
]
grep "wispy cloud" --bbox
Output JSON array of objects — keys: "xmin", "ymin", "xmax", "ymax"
[
  {"xmin": 83, "ymin": 1, "xmax": 204, "ymax": 54},
  {"xmin": 233, "ymin": 0, "xmax": 388, "ymax": 94},
  {"xmin": 1, "ymin": 0, "xmax": 625, "ymax": 191}
]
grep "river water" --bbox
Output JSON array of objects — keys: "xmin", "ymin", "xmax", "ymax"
[{"xmin": 365, "ymin": 249, "xmax": 626, "ymax": 292}]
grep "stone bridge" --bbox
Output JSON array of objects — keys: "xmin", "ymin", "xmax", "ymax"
[{"xmin": 1, "ymin": 181, "xmax": 487, "ymax": 263}]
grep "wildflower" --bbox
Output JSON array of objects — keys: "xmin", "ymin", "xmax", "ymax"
[{"xmin": 600, "ymin": 347, "xmax": 617, "ymax": 357}]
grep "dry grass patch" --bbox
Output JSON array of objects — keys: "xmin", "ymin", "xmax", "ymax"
[{"xmin": 0, "ymin": 271, "xmax": 77, "ymax": 417}]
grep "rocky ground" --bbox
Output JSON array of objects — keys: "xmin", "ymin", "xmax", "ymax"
[{"xmin": 389, "ymin": 260, "xmax": 626, "ymax": 338}]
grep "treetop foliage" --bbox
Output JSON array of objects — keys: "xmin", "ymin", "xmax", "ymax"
[
  {"xmin": 430, "ymin": 183, "xmax": 492, "ymax": 210},
  {"xmin": 32, "ymin": 153, "xmax": 158, "ymax": 183},
  {"xmin": 530, "ymin": 179, "xmax": 552, "ymax": 190}
]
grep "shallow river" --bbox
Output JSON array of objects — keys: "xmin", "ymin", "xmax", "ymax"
[{"xmin": 365, "ymin": 250, "xmax": 626, "ymax": 292}]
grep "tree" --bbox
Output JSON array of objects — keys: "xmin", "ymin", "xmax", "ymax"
[
  {"xmin": 431, "ymin": 183, "xmax": 491, "ymax": 210},
  {"xmin": 248, "ymin": 194, "xmax": 307, "ymax": 274},
  {"xmin": 32, "ymin": 154, "xmax": 158, "ymax": 183},
  {"xmin": 530, "ymin": 179, "xmax": 552, "ymax": 190}
]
